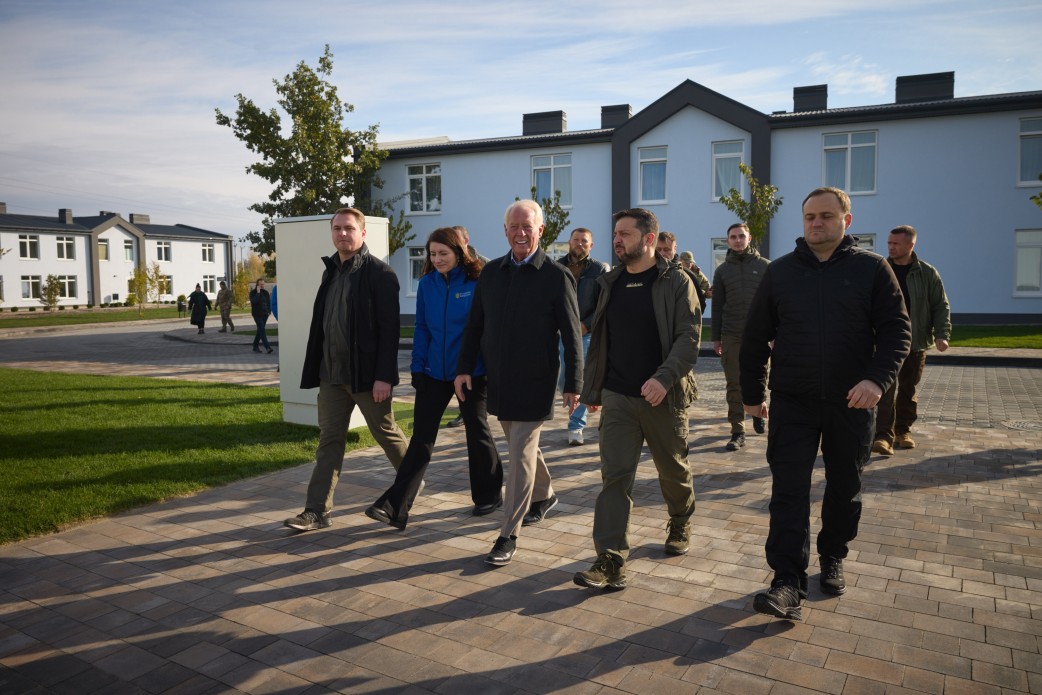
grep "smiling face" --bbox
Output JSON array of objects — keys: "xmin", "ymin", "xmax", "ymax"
[
  {"xmin": 330, "ymin": 211, "xmax": 366, "ymax": 260},
  {"xmin": 428, "ymin": 241, "xmax": 458, "ymax": 276},
  {"xmin": 504, "ymin": 205, "xmax": 543, "ymax": 261},
  {"xmin": 802, "ymin": 191, "xmax": 851, "ymax": 260}
]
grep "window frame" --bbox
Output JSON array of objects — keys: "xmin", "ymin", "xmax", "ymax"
[
  {"xmin": 157, "ymin": 240, "xmax": 172, "ymax": 262},
  {"xmin": 58, "ymin": 275, "xmax": 77, "ymax": 299},
  {"xmin": 711, "ymin": 238, "xmax": 728, "ymax": 275},
  {"xmin": 531, "ymin": 153, "xmax": 573, "ymax": 208},
  {"xmin": 638, "ymin": 146, "xmax": 668, "ymax": 205},
  {"xmin": 202, "ymin": 276, "xmax": 216, "ymax": 294},
  {"xmin": 1018, "ymin": 117, "xmax": 1042, "ymax": 187},
  {"xmin": 98, "ymin": 239, "xmax": 110, "ymax": 261},
  {"xmin": 201, "ymin": 243, "xmax": 214, "ymax": 263},
  {"xmin": 19, "ymin": 234, "xmax": 40, "ymax": 260},
  {"xmin": 822, "ymin": 130, "xmax": 877, "ymax": 195},
  {"xmin": 851, "ymin": 233, "xmax": 876, "ymax": 253},
  {"xmin": 407, "ymin": 246, "xmax": 426, "ymax": 297},
  {"xmin": 21, "ymin": 275, "xmax": 41, "ymax": 299},
  {"xmin": 56, "ymin": 236, "xmax": 75, "ymax": 260},
  {"xmin": 711, "ymin": 140, "xmax": 745, "ymax": 202},
  {"xmin": 1014, "ymin": 229, "xmax": 1042, "ymax": 296},
  {"xmin": 407, "ymin": 163, "xmax": 442, "ymax": 215},
  {"xmin": 124, "ymin": 240, "xmax": 134, "ymax": 262}
]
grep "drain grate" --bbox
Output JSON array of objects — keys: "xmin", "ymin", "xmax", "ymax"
[{"xmin": 1002, "ymin": 420, "xmax": 1042, "ymax": 431}]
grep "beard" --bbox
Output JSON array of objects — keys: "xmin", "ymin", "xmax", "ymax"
[{"xmin": 615, "ymin": 241, "xmax": 647, "ymax": 265}]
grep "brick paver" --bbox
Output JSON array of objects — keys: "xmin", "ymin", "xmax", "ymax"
[{"xmin": 2, "ymin": 322, "xmax": 1041, "ymax": 693}]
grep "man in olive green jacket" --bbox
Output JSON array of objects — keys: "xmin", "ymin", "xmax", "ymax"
[
  {"xmin": 873, "ymin": 225, "xmax": 951, "ymax": 456},
  {"xmin": 574, "ymin": 208, "xmax": 699, "ymax": 592}
]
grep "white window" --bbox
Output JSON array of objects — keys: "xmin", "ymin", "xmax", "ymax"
[
  {"xmin": 851, "ymin": 234, "xmax": 876, "ymax": 253},
  {"xmin": 157, "ymin": 241, "xmax": 172, "ymax": 262},
  {"xmin": 407, "ymin": 247, "xmax": 426, "ymax": 295},
  {"xmin": 56, "ymin": 236, "xmax": 75, "ymax": 260},
  {"xmin": 21, "ymin": 275, "xmax": 41, "ymax": 299},
  {"xmin": 58, "ymin": 275, "xmax": 77, "ymax": 298},
  {"xmin": 1015, "ymin": 230, "xmax": 1042, "ymax": 295},
  {"xmin": 124, "ymin": 240, "xmax": 134, "ymax": 262},
  {"xmin": 98, "ymin": 239, "xmax": 109, "ymax": 261},
  {"xmin": 408, "ymin": 163, "xmax": 442, "ymax": 213},
  {"xmin": 201, "ymin": 243, "xmax": 214, "ymax": 263},
  {"xmin": 202, "ymin": 276, "xmax": 216, "ymax": 293},
  {"xmin": 160, "ymin": 276, "xmax": 173, "ymax": 296},
  {"xmin": 19, "ymin": 235, "xmax": 39, "ymax": 260},
  {"xmin": 824, "ymin": 131, "xmax": 876, "ymax": 194},
  {"xmin": 548, "ymin": 241, "xmax": 570, "ymax": 260},
  {"xmin": 532, "ymin": 154, "xmax": 572, "ymax": 207},
  {"xmin": 1020, "ymin": 118, "xmax": 1042, "ymax": 185},
  {"xmin": 712, "ymin": 141, "xmax": 744, "ymax": 201},
  {"xmin": 711, "ymin": 239, "xmax": 728, "ymax": 274},
  {"xmin": 639, "ymin": 147, "xmax": 667, "ymax": 203}
]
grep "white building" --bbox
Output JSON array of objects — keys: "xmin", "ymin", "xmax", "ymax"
[
  {"xmin": 0, "ymin": 204, "xmax": 233, "ymax": 308},
  {"xmin": 377, "ymin": 71, "xmax": 1042, "ymax": 323}
]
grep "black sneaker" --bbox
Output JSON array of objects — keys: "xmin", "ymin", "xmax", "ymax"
[
  {"xmin": 725, "ymin": 433, "xmax": 745, "ymax": 451},
  {"xmin": 664, "ymin": 518, "xmax": 690, "ymax": 555},
  {"xmin": 574, "ymin": 553, "xmax": 627, "ymax": 591},
  {"xmin": 446, "ymin": 414, "xmax": 464, "ymax": 428},
  {"xmin": 753, "ymin": 579, "xmax": 803, "ymax": 620},
  {"xmin": 485, "ymin": 536, "xmax": 516, "ymax": 566},
  {"xmin": 472, "ymin": 498, "xmax": 503, "ymax": 517},
  {"xmin": 283, "ymin": 510, "xmax": 331, "ymax": 531},
  {"xmin": 365, "ymin": 504, "xmax": 406, "ymax": 530},
  {"xmin": 522, "ymin": 494, "xmax": 559, "ymax": 526},
  {"xmin": 820, "ymin": 556, "xmax": 846, "ymax": 595},
  {"xmin": 753, "ymin": 417, "xmax": 766, "ymax": 434}
]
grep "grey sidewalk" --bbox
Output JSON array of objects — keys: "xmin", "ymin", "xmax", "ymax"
[{"xmin": 2, "ymin": 328, "xmax": 1042, "ymax": 693}]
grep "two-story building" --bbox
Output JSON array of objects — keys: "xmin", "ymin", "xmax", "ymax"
[
  {"xmin": 0, "ymin": 204, "xmax": 233, "ymax": 308},
  {"xmin": 377, "ymin": 71, "xmax": 1042, "ymax": 323}
]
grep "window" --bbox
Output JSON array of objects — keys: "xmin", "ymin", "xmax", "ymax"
[
  {"xmin": 124, "ymin": 240, "xmax": 134, "ymax": 262},
  {"xmin": 58, "ymin": 275, "xmax": 77, "ymax": 299},
  {"xmin": 851, "ymin": 234, "xmax": 876, "ymax": 253},
  {"xmin": 201, "ymin": 243, "xmax": 214, "ymax": 263},
  {"xmin": 157, "ymin": 241, "xmax": 172, "ymax": 262},
  {"xmin": 639, "ymin": 147, "xmax": 667, "ymax": 203},
  {"xmin": 1020, "ymin": 118, "xmax": 1042, "ymax": 185},
  {"xmin": 19, "ymin": 235, "xmax": 39, "ymax": 260},
  {"xmin": 21, "ymin": 275, "xmax": 41, "ymax": 299},
  {"xmin": 408, "ymin": 163, "xmax": 442, "ymax": 213},
  {"xmin": 1015, "ymin": 230, "xmax": 1042, "ymax": 294},
  {"xmin": 160, "ymin": 276, "xmax": 173, "ymax": 296},
  {"xmin": 547, "ymin": 241, "xmax": 570, "ymax": 260},
  {"xmin": 56, "ymin": 236, "xmax": 75, "ymax": 260},
  {"xmin": 532, "ymin": 154, "xmax": 572, "ymax": 206},
  {"xmin": 202, "ymin": 276, "xmax": 216, "ymax": 293},
  {"xmin": 712, "ymin": 141, "xmax": 744, "ymax": 201},
  {"xmin": 711, "ymin": 239, "xmax": 728, "ymax": 274},
  {"xmin": 824, "ymin": 131, "xmax": 876, "ymax": 193},
  {"xmin": 98, "ymin": 239, "xmax": 109, "ymax": 261},
  {"xmin": 407, "ymin": 247, "xmax": 426, "ymax": 295}
]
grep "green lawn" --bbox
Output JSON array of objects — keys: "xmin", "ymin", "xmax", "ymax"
[
  {"xmin": 0, "ymin": 368, "xmax": 426, "ymax": 545},
  {"xmin": 0, "ymin": 305, "xmax": 250, "ymax": 328}
]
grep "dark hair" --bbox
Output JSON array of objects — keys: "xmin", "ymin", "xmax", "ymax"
[
  {"xmin": 613, "ymin": 208, "xmax": 659, "ymax": 237},
  {"xmin": 656, "ymin": 231, "xmax": 676, "ymax": 244},
  {"xmin": 802, "ymin": 187, "xmax": 851, "ymax": 214},
  {"xmin": 889, "ymin": 224, "xmax": 917, "ymax": 240},
  {"xmin": 727, "ymin": 223, "xmax": 749, "ymax": 235},
  {"xmin": 421, "ymin": 227, "xmax": 483, "ymax": 280}
]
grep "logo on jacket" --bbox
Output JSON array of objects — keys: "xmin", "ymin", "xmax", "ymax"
[{"xmin": 455, "ymin": 291, "xmax": 472, "ymax": 299}]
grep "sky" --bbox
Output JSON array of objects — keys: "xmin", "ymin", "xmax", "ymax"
[{"xmin": 1, "ymin": 0, "xmax": 1040, "ymax": 245}]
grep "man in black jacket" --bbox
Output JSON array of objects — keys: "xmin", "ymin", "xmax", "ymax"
[
  {"xmin": 456, "ymin": 200, "xmax": 583, "ymax": 566},
  {"xmin": 284, "ymin": 207, "xmax": 409, "ymax": 532},
  {"xmin": 740, "ymin": 187, "xmax": 910, "ymax": 620}
]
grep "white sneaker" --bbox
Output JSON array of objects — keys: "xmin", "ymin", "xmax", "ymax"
[{"xmin": 568, "ymin": 430, "xmax": 584, "ymax": 446}]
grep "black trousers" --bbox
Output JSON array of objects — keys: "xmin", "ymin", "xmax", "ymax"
[
  {"xmin": 765, "ymin": 391, "xmax": 873, "ymax": 594},
  {"xmin": 374, "ymin": 375, "xmax": 503, "ymax": 524}
]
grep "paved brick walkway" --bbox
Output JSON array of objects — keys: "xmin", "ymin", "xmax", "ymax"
[{"xmin": 2, "ymin": 323, "xmax": 1042, "ymax": 693}]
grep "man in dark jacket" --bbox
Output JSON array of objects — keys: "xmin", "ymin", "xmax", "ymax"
[
  {"xmin": 455, "ymin": 200, "xmax": 583, "ymax": 566},
  {"xmin": 558, "ymin": 227, "xmax": 609, "ymax": 445},
  {"xmin": 740, "ymin": 187, "xmax": 910, "ymax": 620},
  {"xmin": 284, "ymin": 207, "xmax": 409, "ymax": 532},
  {"xmin": 712, "ymin": 223, "xmax": 769, "ymax": 450}
]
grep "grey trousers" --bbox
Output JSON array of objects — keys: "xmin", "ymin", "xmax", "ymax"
[{"xmin": 499, "ymin": 420, "xmax": 553, "ymax": 540}]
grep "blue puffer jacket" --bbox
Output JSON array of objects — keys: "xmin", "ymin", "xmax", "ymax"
[{"xmin": 412, "ymin": 265, "xmax": 485, "ymax": 381}]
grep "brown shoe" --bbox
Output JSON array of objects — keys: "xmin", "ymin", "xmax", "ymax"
[
  {"xmin": 895, "ymin": 433, "xmax": 916, "ymax": 449},
  {"xmin": 871, "ymin": 439, "xmax": 894, "ymax": 456}
]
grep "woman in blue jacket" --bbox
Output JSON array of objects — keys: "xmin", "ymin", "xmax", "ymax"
[{"xmin": 366, "ymin": 227, "xmax": 503, "ymax": 529}]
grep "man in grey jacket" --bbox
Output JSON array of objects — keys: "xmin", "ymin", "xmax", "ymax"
[
  {"xmin": 573, "ymin": 208, "xmax": 699, "ymax": 591},
  {"xmin": 712, "ymin": 223, "xmax": 770, "ymax": 451}
]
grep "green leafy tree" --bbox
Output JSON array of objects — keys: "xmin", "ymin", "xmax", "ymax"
[
  {"xmin": 215, "ymin": 45, "xmax": 411, "ymax": 273},
  {"xmin": 40, "ymin": 275, "xmax": 62, "ymax": 311},
  {"xmin": 232, "ymin": 267, "xmax": 251, "ymax": 309},
  {"xmin": 1032, "ymin": 174, "xmax": 1042, "ymax": 212},
  {"xmin": 128, "ymin": 262, "xmax": 163, "ymax": 317},
  {"xmin": 718, "ymin": 163, "xmax": 783, "ymax": 248},
  {"xmin": 515, "ymin": 187, "xmax": 570, "ymax": 252}
]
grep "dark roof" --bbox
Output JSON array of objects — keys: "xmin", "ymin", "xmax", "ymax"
[
  {"xmin": 0, "ymin": 213, "xmax": 90, "ymax": 233},
  {"xmin": 0, "ymin": 211, "xmax": 228, "ymax": 239},
  {"xmin": 137, "ymin": 223, "xmax": 231, "ymax": 240},
  {"xmin": 384, "ymin": 128, "xmax": 613, "ymax": 158}
]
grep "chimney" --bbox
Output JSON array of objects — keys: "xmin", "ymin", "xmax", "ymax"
[
  {"xmin": 100, "ymin": 210, "xmax": 119, "ymax": 217},
  {"xmin": 793, "ymin": 85, "xmax": 828, "ymax": 112},
  {"xmin": 129, "ymin": 213, "xmax": 151, "ymax": 225},
  {"xmin": 523, "ymin": 110, "xmax": 566, "ymax": 136},
  {"xmin": 895, "ymin": 71, "xmax": 954, "ymax": 104},
  {"xmin": 600, "ymin": 104, "xmax": 631, "ymax": 129},
  {"xmin": 59, "ymin": 208, "xmax": 73, "ymax": 224},
  {"xmin": 0, "ymin": 202, "xmax": 6, "ymax": 215}
]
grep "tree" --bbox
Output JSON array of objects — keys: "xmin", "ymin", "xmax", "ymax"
[
  {"xmin": 515, "ymin": 187, "xmax": 571, "ymax": 253},
  {"xmin": 128, "ymin": 263, "xmax": 163, "ymax": 317},
  {"xmin": 40, "ymin": 275, "xmax": 62, "ymax": 311},
  {"xmin": 1032, "ymin": 174, "xmax": 1042, "ymax": 212},
  {"xmin": 718, "ymin": 163, "xmax": 783, "ymax": 248},
  {"xmin": 232, "ymin": 268, "xmax": 251, "ymax": 309},
  {"xmin": 215, "ymin": 45, "xmax": 411, "ymax": 273}
]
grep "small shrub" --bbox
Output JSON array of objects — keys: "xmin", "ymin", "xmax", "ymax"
[
  {"xmin": 58, "ymin": 306, "xmax": 66, "ymax": 311},
  {"xmin": 11, "ymin": 307, "xmax": 19, "ymax": 313},
  {"xmin": 73, "ymin": 305, "xmax": 80, "ymax": 310},
  {"xmin": 87, "ymin": 304, "xmax": 94, "ymax": 309},
  {"xmin": 29, "ymin": 307, "xmax": 36, "ymax": 312}
]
